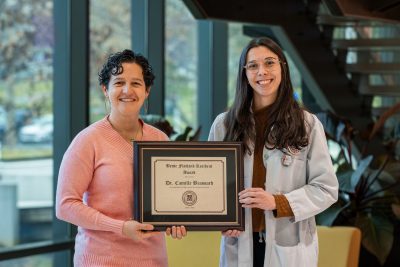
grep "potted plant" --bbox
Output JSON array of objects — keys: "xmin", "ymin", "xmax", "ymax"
[
  {"xmin": 316, "ymin": 107, "xmax": 400, "ymax": 266},
  {"xmin": 141, "ymin": 114, "xmax": 201, "ymax": 141}
]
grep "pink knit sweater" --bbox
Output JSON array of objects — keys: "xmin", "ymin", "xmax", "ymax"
[{"xmin": 56, "ymin": 117, "xmax": 169, "ymax": 267}]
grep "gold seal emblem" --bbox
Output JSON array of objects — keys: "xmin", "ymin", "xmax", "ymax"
[{"xmin": 182, "ymin": 190, "xmax": 197, "ymax": 206}]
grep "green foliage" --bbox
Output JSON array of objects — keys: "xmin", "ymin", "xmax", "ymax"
[
  {"xmin": 316, "ymin": 111, "xmax": 400, "ymax": 266},
  {"xmin": 0, "ymin": 0, "xmax": 53, "ymax": 145}
]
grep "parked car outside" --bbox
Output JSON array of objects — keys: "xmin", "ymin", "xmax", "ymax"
[{"xmin": 18, "ymin": 114, "xmax": 53, "ymax": 143}]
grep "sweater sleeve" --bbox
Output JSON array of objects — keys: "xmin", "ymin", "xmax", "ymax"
[
  {"xmin": 55, "ymin": 131, "xmax": 125, "ymax": 235},
  {"xmin": 272, "ymin": 194, "xmax": 294, "ymax": 218}
]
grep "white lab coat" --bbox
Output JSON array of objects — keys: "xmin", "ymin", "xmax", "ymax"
[{"xmin": 208, "ymin": 111, "xmax": 338, "ymax": 267}]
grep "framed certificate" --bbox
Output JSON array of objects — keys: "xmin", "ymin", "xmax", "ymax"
[{"xmin": 133, "ymin": 141, "xmax": 244, "ymax": 231}]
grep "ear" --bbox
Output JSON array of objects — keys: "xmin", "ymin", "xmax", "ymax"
[
  {"xmin": 145, "ymin": 87, "xmax": 151, "ymax": 98},
  {"xmin": 102, "ymin": 85, "xmax": 108, "ymax": 98}
]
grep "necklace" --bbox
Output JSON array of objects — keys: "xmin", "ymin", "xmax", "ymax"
[
  {"xmin": 107, "ymin": 116, "xmax": 142, "ymax": 142},
  {"xmin": 130, "ymin": 124, "xmax": 142, "ymax": 142}
]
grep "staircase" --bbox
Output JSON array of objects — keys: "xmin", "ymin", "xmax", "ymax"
[{"xmin": 183, "ymin": 0, "xmax": 400, "ymax": 153}]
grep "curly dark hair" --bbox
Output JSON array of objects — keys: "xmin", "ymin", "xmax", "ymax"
[
  {"xmin": 224, "ymin": 37, "xmax": 309, "ymax": 153},
  {"xmin": 98, "ymin": 49, "xmax": 155, "ymax": 91}
]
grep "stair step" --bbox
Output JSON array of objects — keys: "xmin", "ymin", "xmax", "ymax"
[
  {"xmin": 346, "ymin": 63, "xmax": 400, "ymax": 73},
  {"xmin": 332, "ymin": 38, "xmax": 400, "ymax": 50},
  {"xmin": 359, "ymin": 85, "xmax": 400, "ymax": 96},
  {"xmin": 317, "ymin": 14, "xmax": 394, "ymax": 26}
]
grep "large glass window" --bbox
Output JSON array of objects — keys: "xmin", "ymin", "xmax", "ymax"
[
  {"xmin": 0, "ymin": 0, "xmax": 54, "ymax": 252},
  {"xmin": 165, "ymin": 0, "xmax": 198, "ymax": 135},
  {"xmin": 89, "ymin": 0, "xmax": 131, "ymax": 123},
  {"xmin": 227, "ymin": 23, "xmax": 251, "ymax": 106},
  {"xmin": 284, "ymin": 51, "xmax": 303, "ymax": 104}
]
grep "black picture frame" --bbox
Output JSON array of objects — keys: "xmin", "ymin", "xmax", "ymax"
[{"xmin": 133, "ymin": 141, "xmax": 244, "ymax": 231}]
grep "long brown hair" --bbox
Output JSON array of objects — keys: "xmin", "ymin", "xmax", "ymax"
[{"xmin": 223, "ymin": 37, "xmax": 309, "ymax": 153}]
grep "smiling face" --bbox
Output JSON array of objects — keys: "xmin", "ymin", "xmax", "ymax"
[
  {"xmin": 245, "ymin": 46, "xmax": 282, "ymax": 109},
  {"xmin": 102, "ymin": 62, "xmax": 149, "ymax": 119}
]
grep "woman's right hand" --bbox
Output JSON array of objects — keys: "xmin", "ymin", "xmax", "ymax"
[
  {"xmin": 221, "ymin": 229, "xmax": 242, "ymax": 238},
  {"xmin": 122, "ymin": 220, "xmax": 157, "ymax": 241}
]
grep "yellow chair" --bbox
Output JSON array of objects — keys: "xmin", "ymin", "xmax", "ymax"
[
  {"xmin": 317, "ymin": 226, "xmax": 362, "ymax": 267},
  {"xmin": 166, "ymin": 231, "xmax": 221, "ymax": 267},
  {"xmin": 166, "ymin": 226, "xmax": 361, "ymax": 267}
]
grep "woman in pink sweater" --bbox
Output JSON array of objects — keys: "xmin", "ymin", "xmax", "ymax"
[{"xmin": 56, "ymin": 50, "xmax": 186, "ymax": 267}]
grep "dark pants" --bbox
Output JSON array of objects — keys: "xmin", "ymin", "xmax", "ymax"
[{"xmin": 253, "ymin": 232, "xmax": 266, "ymax": 267}]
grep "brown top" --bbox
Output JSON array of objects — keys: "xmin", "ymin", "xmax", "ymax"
[{"xmin": 252, "ymin": 105, "xmax": 294, "ymax": 232}]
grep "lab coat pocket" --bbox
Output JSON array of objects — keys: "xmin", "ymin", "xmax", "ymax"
[
  {"xmin": 274, "ymin": 218, "xmax": 299, "ymax": 246},
  {"xmin": 271, "ymin": 243, "xmax": 301, "ymax": 267},
  {"xmin": 270, "ymin": 243, "xmax": 317, "ymax": 267}
]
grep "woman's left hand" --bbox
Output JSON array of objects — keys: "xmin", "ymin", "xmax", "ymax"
[
  {"xmin": 239, "ymin": 187, "xmax": 276, "ymax": 211},
  {"xmin": 166, "ymin": 226, "xmax": 187, "ymax": 240}
]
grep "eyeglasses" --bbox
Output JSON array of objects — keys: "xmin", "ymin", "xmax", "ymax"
[{"xmin": 243, "ymin": 58, "xmax": 282, "ymax": 73}]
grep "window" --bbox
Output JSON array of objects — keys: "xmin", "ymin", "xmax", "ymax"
[
  {"xmin": 227, "ymin": 23, "xmax": 252, "ymax": 106},
  {"xmin": 0, "ymin": 0, "xmax": 54, "ymax": 254},
  {"xmin": 89, "ymin": 0, "xmax": 131, "ymax": 123},
  {"xmin": 165, "ymin": 0, "xmax": 198, "ymax": 134},
  {"xmin": 284, "ymin": 51, "xmax": 303, "ymax": 105}
]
